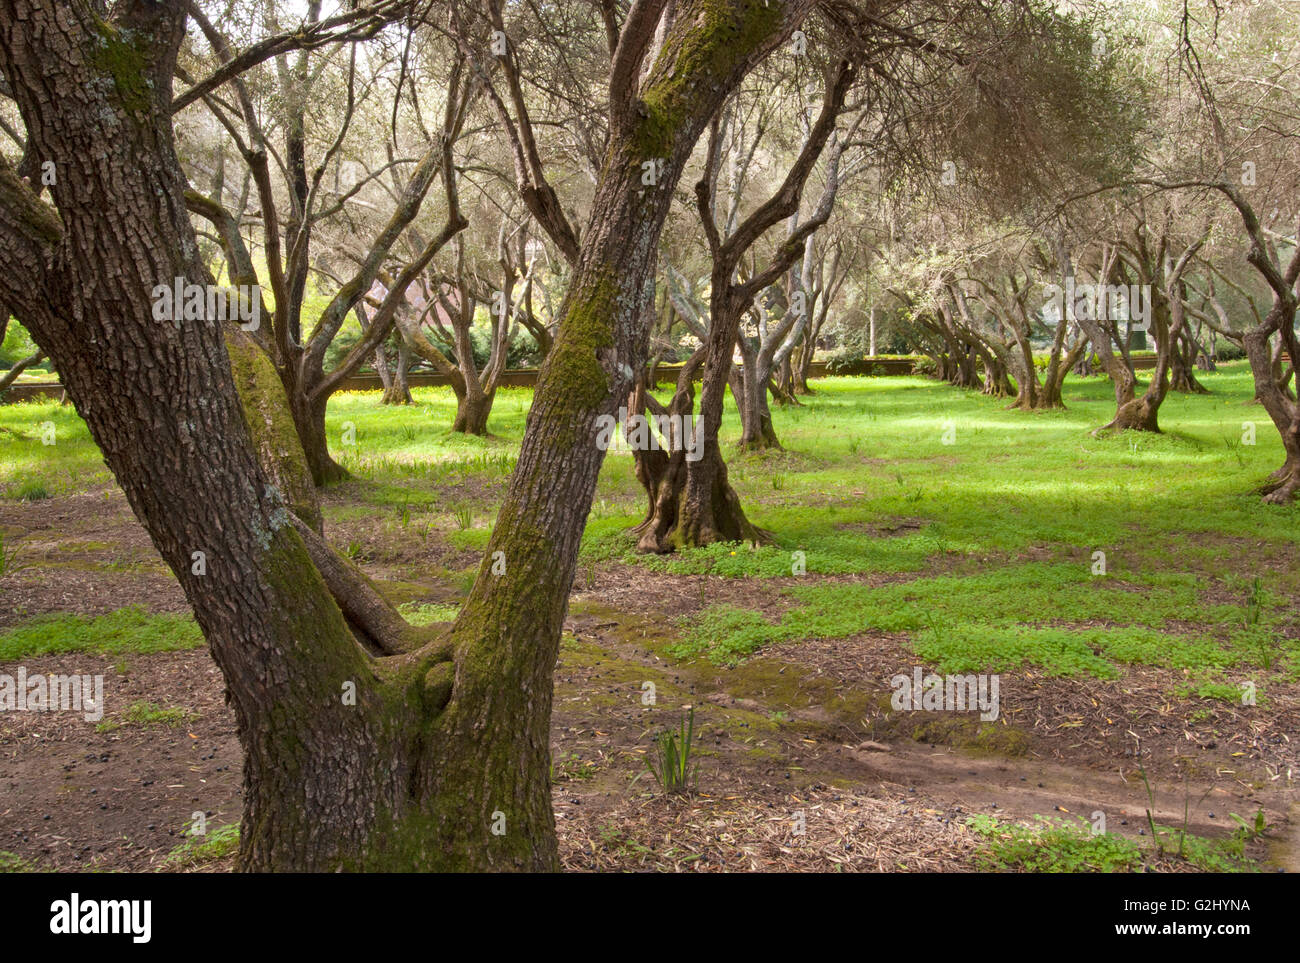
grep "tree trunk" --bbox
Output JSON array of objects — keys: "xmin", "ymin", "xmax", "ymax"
[
  {"xmin": 773, "ymin": 353, "xmax": 802, "ymax": 404},
  {"xmin": 1004, "ymin": 330, "xmax": 1041, "ymax": 410},
  {"xmin": 793, "ymin": 336, "xmax": 816, "ymax": 394},
  {"xmin": 635, "ymin": 328, "xmax": 765, "ymax": 552},
  {"xmin": 293, "ymin": 392, "xmax": 349, "ymax": 485},
  {"xmin": 435, "ymin": 0, "xmax": 809, "ymax": 863},
  {"xmin": 1169, "ymin": 328, "xmax": 1209, "ymax": 394},
  {"xmin": 0, "ymin": 0, "xmax": 811, "ymax": 871},
  {"xmin": 1038, "ymin": 335, "xmax": 1088, "ymax": 409},
  {"xmin": 378, "ymin": 341, "xmax": 414, "ymax": 405},
  {"xmin": 979, "ymin": 350, "xmax": 1015, "ymax": 398},
  {"xmin": 0, "ymin": 0, "xmax": 519, "ymax": 871},
  {"xmin": 452, "ymin": 384, "xmax": 495, "ymax": 435},
  {"xmin": 0, "ymin": 1, "xmax": 462, "ymax": 870},
  {"xmin": 735, "ymin": 341, "xmax": 782, "ymax": 450},
  {"xmin": 1245, "ymin": 313, "xmax": 1300, "ymax": 503},
  {"xmin": 225, "ymin": 327, "xmax": 324, "ymax": 532}
]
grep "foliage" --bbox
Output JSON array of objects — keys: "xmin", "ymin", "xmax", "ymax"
[{"xmin": 639, "ymin": 706, "xmax": 699, "ymax": 795}]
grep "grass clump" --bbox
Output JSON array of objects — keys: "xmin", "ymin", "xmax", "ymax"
[
  {"xmin": 397, "ymin": 602, "xmax": 460, "ymax": 626},
  {"xmin": 162, "ymin": 822, "xmax": 240, "ymax": 869},
  {"xmin": 0, "ymin": 851, "xmax": 42, "ymax": 873},
  {"xmin": 638, "ymin": 706, "xmax": 699, "ymax": 794},
  {"xmin": 96, "ymin": 700, "xmax": 197, "ymax": 732}
]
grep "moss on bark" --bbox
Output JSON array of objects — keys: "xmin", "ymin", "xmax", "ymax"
[{"xmin": 224, "ymin": 327, "xmax": 323, "ymax": 532}]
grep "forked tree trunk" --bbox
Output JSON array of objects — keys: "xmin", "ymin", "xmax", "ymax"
[
  {"xmin": 1004, "ymin": 333, "xmax": 1040, "ymax": 410},
  {"xmin": 1074, "ymin": 301, "xmax": 1147, "ymax": 431},
  {"xmin": 1169, "ymin": 328, "xmax": 1209, "ymax": 394},
  {"xmin": 0, "ymin": 2, "xmax": 450, "ymax": 869},
  {"xmin": 635, "ymin": 334, "xmax": 766, "ymax": 552},
  {"xmin": 1038, "ymin": 319, "xmax": 1088, "ymax": 410},
  {"xmin": 735, "ymin": 343, "xmax": 783, "ymax": 450},
  {"xmin": 0, "ymin": 0, "xmax": 812, "ymax": 871},
  {"xmin": 452, "ymin": 383, "xmax": 495, "ymax": 435},
  {"xmin": 979, "ymin": 350, "xmax": 1015, "ymax": 398}
]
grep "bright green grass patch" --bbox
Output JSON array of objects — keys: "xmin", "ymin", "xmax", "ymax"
[
  {"xmin": 397, "ymin": 602, "xmax": 460, "ymax": 626},
  {"xmin": 96, "ymin": 700, "xmax": 197, "ymax": 732},
  {"xmin": 162, "ymin": 822, "xmax": 240, "ymax": 869},
  {"xmin": 0, "ymin": 399, "xmax": 112, "ymax": 497},
  {"xmin": 446, "ymin": 525, "xmax": 493, "ymax": 550},
  {"xmin": 967, "ymin": 814, "xmax": 1258, "ymax": 872},
  {"xmin": 0, "ymin": 606, "xmax": 204, "ymax": 660},
  {"xmin": 326, "ymin": 387, "xmax": 527, "ymax": 483},
  {"xmin": 674, "ymin": 560, "xmax": 1290, "ymax": 676}
]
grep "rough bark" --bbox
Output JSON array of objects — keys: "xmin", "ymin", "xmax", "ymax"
[
  {"xmin": 0, "ymin": 0, "xmax": 816, "ymax": 871},
  {"xmin": 0, "ymin": 1, "xmax": 443, "ymax": 870},
  {"xmin": 452, "ymin": 385, "xmax": 495, "ymax": 435},
  {"xmin": 634, "ymin": 342, "xmax": 767, "ymax": 552},
  {"xmin": 439, "ymin": 0, "xmax": 816, "ymax": 865}
]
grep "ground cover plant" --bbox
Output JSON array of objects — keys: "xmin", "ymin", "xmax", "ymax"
[{"xmin": 2, "ymin": 364, "xmax": 1295, "ymax": 873}]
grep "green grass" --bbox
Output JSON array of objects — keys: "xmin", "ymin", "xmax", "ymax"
[
  {"xmin": 0, "ymin": 399, "xmax": 112, "ymax": 498},
  {"xmin": 95, "ymin": 700, "xmax": 197, "ymax": 732},
  {"xmin": 397, "ymin": 602, "xmax": 460, "ymax": 625},
  {"xmin": 2, "ymin": 362, "xmax": 1296, "ymax": 696},
  {"xmin": 670, "ymin": 561, "xmax": 1295, "ymax": 681},
  {"xmin": 13, "ymin": 479, "xmax": 49, "ymax": 501},
  {"xmin": 0, "ymin": 606, "xmax": 204, "ymax": 660},
  {"xmin": 967, "ymin": 814, "xmax": 1259, "ymax": 873},
  {"xmin": 622, "ymin": 365, "xmax": 1300, "ymax": 686},
  {"xmin": 0, "ymin": 850, "xmax": 42, "ymax": 872},
  {"xmin": 162, "ymin": 822, "xmax": 240, "ymax": 869}
]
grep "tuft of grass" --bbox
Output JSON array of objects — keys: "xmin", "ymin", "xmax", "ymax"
[
  {"xmin": 967, "ymin": 815, "xmax": 1145, "ymax": 872},
  {"xmin": 638, "ymin": 706, "xmax": 699, "ymax": 795},
  {"xmin": 96, "ymin": 700, "xmax": 197, "ymax": 732},
  {"xmin": 967, "ymin": 813, "xmax": 1260, "ymax": 873},
  {"xmin": 0, "ymin": 531, "xmax": 24, "ymax": 578},
  {"xmin": 0, "ymin": 606, "xmax": 204, "ymax": 660},
  {"xmin": 14, "ymin": 479, "xmax": 49, "ymax": 501},
  {"xmin": 162, "ymin": 822, "xmax": 240, "ymax": 869}
]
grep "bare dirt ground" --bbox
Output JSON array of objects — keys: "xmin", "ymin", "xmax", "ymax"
[{"xmin": 1, "ymin": 487, "xmax": 1293, "ymax": 872}]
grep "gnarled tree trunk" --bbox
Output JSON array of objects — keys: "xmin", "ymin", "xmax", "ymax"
[
  {"xmin": 635, "ymin": 333, "xmax": 766, "ymax": 552},
  {"xmin": 0, "ymin": 0, "xmax": 816, "ymax": 871}
]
